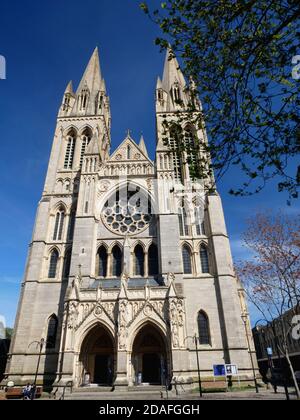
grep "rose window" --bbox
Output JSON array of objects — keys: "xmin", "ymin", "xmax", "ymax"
[{"xmin": 102, "ymin": 187, "xmax": 152, "ymax": 235}]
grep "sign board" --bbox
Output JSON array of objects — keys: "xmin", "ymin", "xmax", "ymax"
[
  {"xmin": 213, "ymin": 365, "xmax": 226, "ymax": 377},
  {"xmin": 225, "ymin": 364, "xmax": 239, "ymax": 376},
  {"xmin": 267, "ymin": 347, "xmax": 273, "ymax": 356}
]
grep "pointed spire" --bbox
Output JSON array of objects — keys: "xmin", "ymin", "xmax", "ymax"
[
  {"xmin": 85, "ymin": 133, "xmax": 100, "ymax": 155},
  {"xmin": 100, "ymin": 78, "xmax": 106, "ymax": 92},
  {"xmin": 139, "ymin": 135, "xmax": 148, "ymax": 157},
  {"xmin": 156, "ymin": 76, "xmax": 162, "ymax": 90},
  {"xmin": 64, "ymin": 80, "xmax": 74, "ymax": 95},
  {"xmin": 162, "ymin": 47, "xmax": 186, "ymax": 92},
  {"xmin": 76, "ymin": 47, "xmax": 102, "ymax": 95}
]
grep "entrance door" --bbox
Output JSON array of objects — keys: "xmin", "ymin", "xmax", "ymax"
[
  {"xmin": 94, "ymin": 355, "xmax": 110, "ymax": 385},
  {"xmin": 132, "ymin": 324, "xmax": 167, "ymax": 386},
  {"xmin": 142, "ymin": 353, "xmax": 161, "ymax": 384}
]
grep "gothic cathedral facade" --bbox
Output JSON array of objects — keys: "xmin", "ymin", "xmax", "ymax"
[{"xmin": 5, "ymin": 48, "xmax": 255, "ymax": 390}]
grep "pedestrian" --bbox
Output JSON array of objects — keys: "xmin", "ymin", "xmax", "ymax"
[
  {"xmin": 30, "ymin": 384, "xmax": 36, "ymax": 400},
  {"xmin": 22, "ymin": 383, "xmax": 32, "ymax": 400}
]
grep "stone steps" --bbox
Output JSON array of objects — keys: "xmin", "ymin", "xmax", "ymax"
[
  {"xmin": 64, "ymin": 392, "xmax": 165, "ymax": 400},
  {"xmin": 73, "ymin": 386, "xmax": 114, "ymax": 393}
]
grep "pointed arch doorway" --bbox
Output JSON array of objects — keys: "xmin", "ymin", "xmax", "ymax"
[
  {"xmin": 131, "ymin": 324, "xmax": 168, "ymax": 386},
  {"xmin": 79, "ymin": 325, "xmax": 115, "ymax": 386}
]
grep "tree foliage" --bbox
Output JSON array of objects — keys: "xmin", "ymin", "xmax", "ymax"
[
  {"xmin": 236, "ymin": 211, "xmax": 300, "ymax": 317},
  {"xmin": 5, "ymin": 328, "xmax": 13, "ymax": 340},
  {"xmin": 235, "ymin": 211, "xmax": 300, "ymax": 397},
  {"xmin": 141, "ymin": 0, "xmax": 300, "ymax": 199}
]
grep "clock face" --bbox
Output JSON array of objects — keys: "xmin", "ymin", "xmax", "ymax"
[{"xmin": 102, "ymin": 186, "xmax": 152, "ymax": 236}]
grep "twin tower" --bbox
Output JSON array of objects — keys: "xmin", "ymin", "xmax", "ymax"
[{"xmin": 5, "ymin": 48, "xmax": 256, "ymax": 391}]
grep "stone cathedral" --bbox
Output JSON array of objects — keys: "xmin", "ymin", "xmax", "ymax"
[{"xmin": 5, "ymin": 48, "xmax": 255, "ymax": 391}]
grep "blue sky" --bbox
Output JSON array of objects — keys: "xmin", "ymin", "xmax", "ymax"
[{"xmin": 0, "ymin": 0, "xmax": 298, "ymax": 328}]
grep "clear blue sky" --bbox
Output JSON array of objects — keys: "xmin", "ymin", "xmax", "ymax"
[{"xmin": 0, "ymin": 0, "xmax": 298, "ymax": 328}]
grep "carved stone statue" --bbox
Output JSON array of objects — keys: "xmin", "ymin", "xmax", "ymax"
[
  {"xmin": 68, "ymin": 301, "xmax": 79, "ymax": 330},
  {"xmin": 118, "ymin": 326, "xmax": 127, "ymax": 350},
  {"xmin": 169, "ymin": 297, "xmax": 185, "ymax": 349},
  {"xmin": 119, "ymin": 300, "xmax": 128, "ymax": 327},
  {"xmin": 167, "ymin": 272, "xmax": 175, "ymax": 286},
  {"xmin": 121, "ymin": 271, "xmax": 129, "ymax": 289}
]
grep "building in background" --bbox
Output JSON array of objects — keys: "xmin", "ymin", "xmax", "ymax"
[
  {"xmin": 3, "ymin": 48, "xmax": 256, "ymax": 391},
  {"xmin": 253, "ymin": 309, "xmax": 300, "ymax": 380}
]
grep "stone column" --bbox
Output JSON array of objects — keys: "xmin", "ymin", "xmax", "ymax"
[
  {"xmin": 123, "ymin": 236, "xmax": 131, "ymax": 275},
  {"xmin": 144, "ymin": 251, "xmax": 149, "ymax": 277},
  {"xmin": 167, "ymin": 287, "xmax": 191, "ymax": 387},
  {"xmin": 114, "ymin": 282, "xmax": 129, "ymax": 390}
]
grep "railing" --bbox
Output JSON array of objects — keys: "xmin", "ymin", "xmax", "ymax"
[{"xmin": 58, "ymin": 381, "xmax": 73, "ymax": 401}]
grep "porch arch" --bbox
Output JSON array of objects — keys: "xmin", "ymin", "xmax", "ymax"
[
  {"xmin": 130, "ymin": 322, "xmax": 170, "ymax": 386},
  {"xmin": 78, "ymin": 323, "xmax": 116, "ymax": 386}
]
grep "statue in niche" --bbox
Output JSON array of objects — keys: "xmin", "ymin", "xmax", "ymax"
[{"xmin": 68, "ymin": 301, "xmax": 79, "ymax": 330}]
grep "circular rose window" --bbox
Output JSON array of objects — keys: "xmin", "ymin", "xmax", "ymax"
[{"xmin": 102, "ymin": 186, "xmax": 152, "ymax": 235}]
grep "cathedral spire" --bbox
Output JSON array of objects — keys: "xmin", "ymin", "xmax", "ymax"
[
  {"xmin": 60, "ymin": 47, "xmax": 111, "ymax": 119},
  {"xmin": 162, "ymin": 47, "xmax": 186, "ymax": 93},
  {"xmin": 76, "ymin": 47, "xmax": 102, "ymax": 96},
  {"xmin": 156, "ymin": 48, "xmax": 191, "ymax": 113},
  {"xmin": 139, "ymin": 135, "xmax": 148, "ymax": 158},
  {"xmin": 58, "ymin": 80, "xmax": 76, "ymax": 116},
  {"xmin": 65, "ymin": 80, "xmax": 74, "ymax": 95}
]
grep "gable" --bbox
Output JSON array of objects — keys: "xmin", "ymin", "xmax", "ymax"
[{"xmin": 109, "ymin": 137, "xmax": 153, "ymax": 165}]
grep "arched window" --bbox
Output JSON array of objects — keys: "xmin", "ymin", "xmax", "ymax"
[
  {"xmin": 95, "ymin": 92, "xmax": 104, "ymax": 112},
  {"xmin": 80, "ymin": 129, "xmax": 92, "ymax": 168},
  {"xmin": 48, "ymin": 250, "xmax": 59, "ymax": 278},
  {"xmin": 198, "ymin": 311, "xmax": 210, "ymax": 345},
  {"xmin": 182, "ymin": 245, "xmax": 192, "ymax": 274},
  {"xmin": 64, "ymin": 130, "xmax": 76, "ymax": 169},
  {"xmin": 53, "ymin": 208, "xmax": 65, "ymax": 241},
  {"xmin": 63, "ymin": 249, "xmax": 72, "ymax": 279},
  {"xmin": 178, "ymin": 205, "xmax": 190, "ymax": 236},
  {"xmin": 134, "ymin": 245, "xmax": 144, "ymax": 277},
  {"xmin": 112, "ymin": 245, "xmax": 122, "ymax": 277},
  {"xmin": 46, "ymin": 315, "xmax": 58, "ymax": 349},
  {"xmin": 127, "ymin": 145, "xmax": 131, "ymax": 160},
  {"xmin": 157, "ymin": 89, "xmax": 164, "ymax": 102},
  {"xmin": 67, "ymin": 211, "xmax": 76, "ymax": 241},
  {"xmin": 80, "ymin": 88, "xmax": 89, "ymax": 111},
  {"xmin": 200, "ymin": 245, "xmax": 210, "ymax": 274},
  {"xmin": 194, "ymin": 204, "xmax": 205, "ymax": 236},
  {"xmin": 98, "ymin": 246, "xmax": 108, "ymax": 278},
  {"xmin": 169, "ymin": 126, "xmax": 182, "ymax": 181},
  {"xmin": 184, "ymin": 127, "xmax": 198, "ymax": 178},
  {"xmin": 171, "ymin": 83, "xmax": 181, "ymax": 103},
  {"xmin": 62, "ymin": 93, "xmax": 71, "ymax": 111},
  {"xmin": 148, "ymin": 244, "xmax": 159, "ymax": 276}
]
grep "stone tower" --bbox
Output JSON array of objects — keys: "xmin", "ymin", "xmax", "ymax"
[{"xmin": 4, "ymin": 48, "xmax": 256, "ymax": 391}]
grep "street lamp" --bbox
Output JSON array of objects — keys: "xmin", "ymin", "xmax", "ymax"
[
  {"xmin": 241, "ymin": 313, "xmax": 259, "ymax": 394},
  {"xmin": 185, "ymin": 334, "xmax": 203, "ymax": 398},
  {"xmin": 28, "ymin": 338, "xmax": 45, "ymax": 392}
]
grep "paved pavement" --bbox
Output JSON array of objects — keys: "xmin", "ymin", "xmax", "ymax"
[
  {"xmin": 181, "ymin": 390, "xmax": 297, "ymax": 400},
  {"xmin": 62, "ymin": 387, "xmax": 297, "ymax": 400},
  {"xmin": 1, "ymin": 388, "xmax": 297, "ymax": 400}
]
